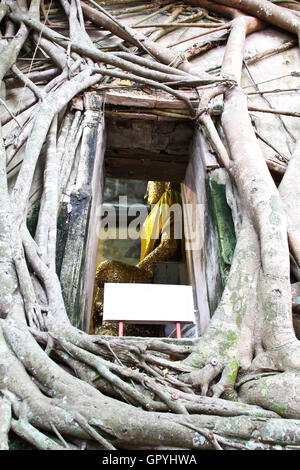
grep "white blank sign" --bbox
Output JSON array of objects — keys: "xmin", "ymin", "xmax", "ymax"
[{"xmin": 103, "ymin": 283, "xmax": 195, "ymax": 324}]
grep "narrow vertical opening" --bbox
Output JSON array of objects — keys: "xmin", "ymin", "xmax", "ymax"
[{"xmin": 84, "ymin": 117, "xmax": 210, "ymax": 339}]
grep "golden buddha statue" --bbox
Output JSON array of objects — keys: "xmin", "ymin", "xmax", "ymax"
[{"xmin": 91, "ymin": 181, "xmax": 182, "ymax": 335}]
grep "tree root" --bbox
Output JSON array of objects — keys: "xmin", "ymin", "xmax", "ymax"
[
  {"xmin": 181, "ymin": 217, "xmax": 259, "ymax": 397},
  {"xmin": 11, "ymin": 417, "xmax": 67, "ymax": 450},
  {"xmin": 0, "ymin": 394, "xmax": 11, "ymax": 450}
]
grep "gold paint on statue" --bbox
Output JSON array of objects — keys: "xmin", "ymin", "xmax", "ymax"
[
  {"xmin": 91, "ymin": 181, "xmax": 182, "ymax": 335},
  {"xmin": 144, "ymin": 181, "xmax": 167, "ymax": 206}
]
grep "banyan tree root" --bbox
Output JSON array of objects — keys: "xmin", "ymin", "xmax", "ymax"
[{"xmin": 0, "ymin": 0, "xmax": 300, "ymax": 450}]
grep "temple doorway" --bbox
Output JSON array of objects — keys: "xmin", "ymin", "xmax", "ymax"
[{"xmin": 90, "ymin": 176, "xmax": 195, "ymax": 339}]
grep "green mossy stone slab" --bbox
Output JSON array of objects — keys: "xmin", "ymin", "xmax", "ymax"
[{"xmin": 206, "ymin": 176, "xmax": 236, "ymax": 286}]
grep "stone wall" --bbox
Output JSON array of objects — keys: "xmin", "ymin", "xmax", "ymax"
[{"xmin": 58, "ymin": 93, "xmax": 106, "ymax": 330}]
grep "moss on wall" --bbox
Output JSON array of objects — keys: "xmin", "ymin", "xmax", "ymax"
[
  {"xmin": 56, "ymin": 202, "xmax": 71, "ymax": 277},
  {"xmin": 206, "ymin": 174, "xmax": 236, "ymax": 289}
]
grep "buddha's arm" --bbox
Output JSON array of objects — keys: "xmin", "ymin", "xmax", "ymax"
[{"xmin": 137, "ymin": 233, "xmax": 179, "ymax": 275}]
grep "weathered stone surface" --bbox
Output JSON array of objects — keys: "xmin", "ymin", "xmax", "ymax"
[
  {"xmin": 106, "ymin": 117, "xmax": 193, "ymax": 155},
  {"xmin": 183, "ymin": 129, "xmax": 211, "ymax": 334},
  {"xmin": 59, "ymin": 93, "xmax": 105, "ymax": 330}
]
